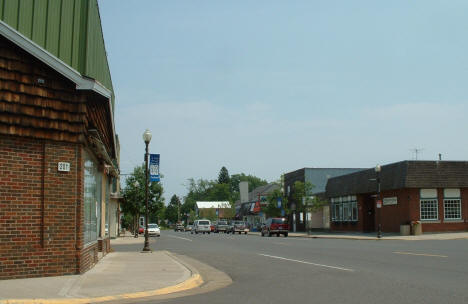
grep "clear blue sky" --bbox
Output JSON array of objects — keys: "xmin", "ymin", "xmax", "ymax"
[{"xmin": 99, "ymin": 0, "xmax": 468, "ymax": 202}]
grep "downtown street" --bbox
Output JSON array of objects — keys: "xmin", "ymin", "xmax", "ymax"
[{"xmin": 113, "ymin": 231, "xmax": 468, "ymax": 304}]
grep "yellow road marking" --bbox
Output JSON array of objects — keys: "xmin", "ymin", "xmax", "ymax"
[
  {"xmin": 393, "ymin": 251, "xmax": 448, "ymax": 258},
  {"xmin": 0, "ymin": 273, "xmax": 203, "ymax": 304}
]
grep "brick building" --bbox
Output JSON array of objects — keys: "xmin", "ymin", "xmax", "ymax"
[
  {"xmin": 326, "ymin": 161, "xmax": 468, "ymax": 233},
  {"xmin": 0, "ymin": 1, "xmax": 119, "ymax": 279}
]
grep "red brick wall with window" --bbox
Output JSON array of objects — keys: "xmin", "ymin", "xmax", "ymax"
[
  {"xmin": 417, "ymin": 188, "xmax": 468, "ymax": 232},
  {"xmin": 0, "ymin": 135, "xmax": 99, "ymax": 279},
  {"xmin": 330, "ymin": 188, "xmax": 467, "ymax": 233}
]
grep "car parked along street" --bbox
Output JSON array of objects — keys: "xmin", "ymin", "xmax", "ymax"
[{"xmin": 261, "ymin": 218, "xmax": 289, "ymax": 237}]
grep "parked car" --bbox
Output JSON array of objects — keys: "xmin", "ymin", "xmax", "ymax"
[
  {"xmin": 261, "ymin": 218, "xmax": 289, "ymax": 237},
  {"xmin": 138, "ymin": 226, "xmax": 144, "ymax": 234},
  {"xmin": 214, "ymin": 220, "xmax": 230, "ymax": 233},
  {"xmin": 191, "ymin": 219, "xmax": 211, "ymax": 234},
  {"xmin": 147, "ymin": 223, "xmax": 160, "ymax": 237},
  {"xmin": 174, "ymin": 223, "xmax": 184, "ymax": 232},
  {"xmin": 185, "ymin": 224, "xmax": 193, "ymax": 232},
  {"xmin": 231, "ymin": 220, "xmax": 249, "ymax": 234}
]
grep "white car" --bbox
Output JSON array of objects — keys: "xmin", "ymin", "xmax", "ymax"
[
  {"xmin": 192, "ymin": 219, "xmax": 211, "ymax": 234},
  {"xmin": 147, "ymin": 223, "xmax": 160, "ymax": 237}
]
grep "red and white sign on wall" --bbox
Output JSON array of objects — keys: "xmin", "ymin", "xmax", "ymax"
[{"xmin": 376, "ymin": 200, "xmax": 382, "ymax": 208}]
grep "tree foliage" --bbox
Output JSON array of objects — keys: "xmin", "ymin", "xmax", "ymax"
[
  {"xmin": 181, "ymin": 167, "xmax": 267, "ymax": 221},
  {"xmin": 121, "ymin": 165, "xmax": 165, "ymax": 226},
  {"xmin": 264, "ymin": 186, "xmax": 289, "ymax": 217},
  {"xmin": 218, "ymin": 166, "xmax": 230, "ymax": 184},
  {"xmin": 291, "ymin": 181, "xmax": 325, "ymax": 211},
  {"xmin": 229, "ymin": 173, "xmax": 268, "ymax": 202},
  {"xmin": 165, "ymin": 195, "xmax": 181, "ymax": 224}
]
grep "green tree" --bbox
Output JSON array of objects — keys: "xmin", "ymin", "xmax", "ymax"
[
  {"xmin": 264, "ymin": 187, "xmax": 289, "ymax": 217},
  {"xmin": 121, "ymin": 165, "xmax": 165, "ymax": 231},
  {"xmin": 292, "ymin": 181, "xmax": 326, "ymax": 211},
  {"xmin": 218, "ymin": 166, "xmax": 230, "ymax": 184},
  {"xmin": 165, "ymin": 195, "xmax": 181, "ymax": 224},
  {"xmin": 207, "ymin": 183, "xmax": 231, "ymax": 201},
  {"xmin": 230, "ymin": 173, "xmax": 268, "ymax": 202}
]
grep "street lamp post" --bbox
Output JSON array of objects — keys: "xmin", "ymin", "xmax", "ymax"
[
  {"xmin": 133, "ymin": 180, "xmax": 140, "ymax": 238},
  {"xmin": 142, "ymin": 129, "xmax": 152, "ymax": 252},
  {"xmin": 375, "ymin": 165, "xmax": 382, "ymax": 239}
]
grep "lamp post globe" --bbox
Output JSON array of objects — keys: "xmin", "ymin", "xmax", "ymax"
[
  {"xmin": 142, "ymin": 129, "xmax": 152, "ymax": 252},
  {"xmin": 375, "ymin": 164, "xmax": 381, "ymax": 173},
  {"xmin": 143, "ymin": 129, "xmax": 152, "ymax": 144}
]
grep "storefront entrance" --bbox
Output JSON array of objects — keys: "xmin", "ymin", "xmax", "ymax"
[{"xmin": 362, "ymin": 195, "xmax": 376, "ymax": 232}]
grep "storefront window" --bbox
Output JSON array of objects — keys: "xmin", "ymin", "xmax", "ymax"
[
  {"xmin": 444, "ymin": 189, "xmax": 461, "ymax": 220},
  {"xmin": 84, "ymin": 151, "xmax": 101, "ymax": 244},
  {"xmin": 351, "ymin": 196, "xmax": 358, "ymax": 221},
  {"xmin": 420, "ymin": 189, "xmax": 438, "ymax": 221},
  {"xmin": 105, "ymin": 178, "xmax": 110, "ymax": 237},
  {"xmin": 342, "ymin": 197, "xmax": 349, "ymax": 221}
]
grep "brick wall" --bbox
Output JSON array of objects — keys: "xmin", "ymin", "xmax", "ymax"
[
  {"xmin": 0, "ymin": 135, "xmax": 84, "ymax": 279},
  {"xmin": 78, "ymin": 243, "xmax": 98, "ymax": 274},
  {"xmin": 330, "ymin": 188, "xmax": 468, "ymax": 233},
  {"xmin": 413, "ymin": 188, "xmax": 468, "ymax": 232}
]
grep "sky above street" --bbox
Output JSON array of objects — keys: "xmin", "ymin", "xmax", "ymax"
[{"xmin": 99, "ymin": 0, "xmax": 468, "ymax": 202}]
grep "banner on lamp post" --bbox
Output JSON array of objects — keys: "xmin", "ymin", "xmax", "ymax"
[{"xmin": 149, "ymin": 154, "xmax": 160, "ymax": 182}]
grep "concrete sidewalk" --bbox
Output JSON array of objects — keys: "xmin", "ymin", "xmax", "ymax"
[
  {"xmin": 0, "ymin": 237, "xmax": 203, "ymax": 304},
  {"xmin": 249, "ymin": 231, "xmax": 468, "ymax": 240}
]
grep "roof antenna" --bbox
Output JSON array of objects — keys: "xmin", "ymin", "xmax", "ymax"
[{"xmin": 410, "ymin": 148, "xmax": 423, "ymax": 160}]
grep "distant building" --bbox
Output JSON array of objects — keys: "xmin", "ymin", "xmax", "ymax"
[
  {"xmin": 326, "ymin": 161, "xmax": 468, "ymax": 233},
  {"xmin": 196, "ymin": 201, "xmax": 232, "ymax": 219},
  {"xmin": 284, "ymin": 168, "xmax": 364, "ymax": 232},
  {"xmin": 235, "ymin": 183, "xmax": 280, "ymax": 230}
]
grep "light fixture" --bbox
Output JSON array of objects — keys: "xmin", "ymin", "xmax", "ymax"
[{"xmin": 142, "ymin": 129, "xmax": 152, "ymax": 144}]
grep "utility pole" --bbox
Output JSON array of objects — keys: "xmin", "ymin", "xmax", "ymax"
[{"xmin": 177, "ymin": 199, "xmax": 180, "ymax": 223}]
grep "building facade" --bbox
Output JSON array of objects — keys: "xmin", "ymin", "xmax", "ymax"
[
  {"xmin": 196, "ymin": 201, "xmax": 232, "ymax": 220},
  {"xmin": 326, "ymin": 161, "xmax": 468, "ymax": 233},
  {"xmin": 0, "ymin": 1, "xmax": 119, "ymax": 279},
  {"xmin": 284, "ymin": 168, "xmax": 363, "ymax": 231},
  {"xmin": 235, "ymin": 183, "xmax": 280, "ymax": 230}
]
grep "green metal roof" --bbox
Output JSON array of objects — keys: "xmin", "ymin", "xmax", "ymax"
[{"xmin": 0, "ymin": 0, "xmax": 114, "ymax": 108}]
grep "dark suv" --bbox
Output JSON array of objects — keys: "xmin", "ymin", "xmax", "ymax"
[{"xmin": 261, "ymin": 218, "xmax": 289, "ymax": 237}]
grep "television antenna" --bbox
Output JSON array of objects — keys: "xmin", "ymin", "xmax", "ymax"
[{"xmin": 410, "ymin": 148, "xmax": 424, "ymax": 160}]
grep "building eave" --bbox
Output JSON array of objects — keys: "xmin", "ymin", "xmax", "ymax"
[
  {"xmin": 0, "ymin": 20, "xmax": 112, "ymax": 99},
  {"xmin": 0, "ymin": 19, "xmax": 118, "ymax": 161}
]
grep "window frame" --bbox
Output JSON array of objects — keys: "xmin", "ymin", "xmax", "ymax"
[
  {"xmin": 443, "ymin": 198, "xmax": 462, "ymax": 220},
  {"xmin": 420, "ymin": 198, "xmax": 439, "ymax": 221},
  {"xmin": 83, "ymin": 150, "xmax": 101, "ymax": 245}
]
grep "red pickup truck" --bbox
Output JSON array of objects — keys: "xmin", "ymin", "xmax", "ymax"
[{"xmin": 261, "ymin": 218, "xmax": 289, "ymax": 237}]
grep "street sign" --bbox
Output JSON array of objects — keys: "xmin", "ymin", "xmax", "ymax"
[
  {"xmin": 376, "ymin": 200, "xmax": 382, "ymax": 208},
  {"xmin": 277, "ymin": 197, "xmax": 282, "ymax": 208},
  {"xmin": 149, "ymin": 154, "xmax": 160, "ymax": 182}
]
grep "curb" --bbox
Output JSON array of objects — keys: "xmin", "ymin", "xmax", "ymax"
[
  {"xmin": 248, "ymin": 231, "xmax": 468, "ymax": 241},
  {"xmin": 0, "ymin": 252, "xmax": 204, "ymax": 304}
]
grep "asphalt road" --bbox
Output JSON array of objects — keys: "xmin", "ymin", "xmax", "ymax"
[{"xmin": 113, "ymin": 231, "xmax": 468, "ymax": 304}]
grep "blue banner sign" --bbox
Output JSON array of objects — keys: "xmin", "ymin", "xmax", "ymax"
[
  {"xmin": 277, "ymin": 197, "xmax": 282, "ymax": 208},
  {"xmin": 149, "ymin": 154, "xmax": 160, "ymax": 182}
]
